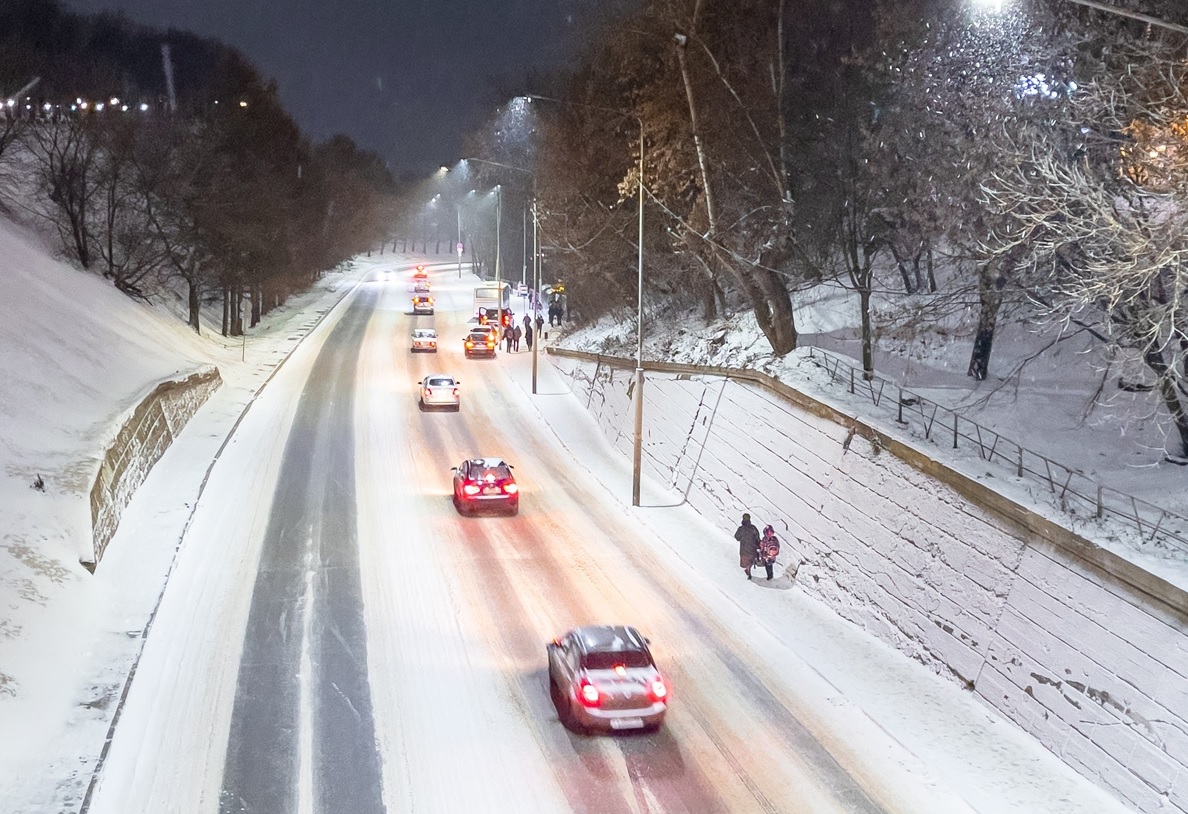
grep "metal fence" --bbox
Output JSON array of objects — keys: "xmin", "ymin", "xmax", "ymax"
[{"xmin": 803, "ymin": 345, "xmax": 1188, "ymax": 557}]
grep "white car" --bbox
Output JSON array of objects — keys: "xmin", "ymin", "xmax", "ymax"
[
  {"xmin": 411, "ymin": 328, "xmax": 438, "ymax": 353},
  {"xmin": 418, "ymin": 374, "xmax": 460, "ymax": 411}
]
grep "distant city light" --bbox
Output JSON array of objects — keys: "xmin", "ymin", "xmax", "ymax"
[
  {"xmin": 138, "ymin": 103, "xmax": 148, "ymax": 112},
  {"xmin": 110, "ymin": 97, "xmax": 119, "ymax": 105},
  {"xmin": 239, "ymin": 100, "xmax": 248, "ymax": 108}
]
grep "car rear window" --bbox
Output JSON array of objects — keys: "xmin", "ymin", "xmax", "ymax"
[
  {"xmin": 582, "ymin": 650, "xmax": 651, "ymax": 670},
  {"xmin": 428, "ymin": 378, "xmax": 454, "ymax": 387},
  {"xmin": 472, "ymin": 465, "xmax": 511, "ymax": 480}
]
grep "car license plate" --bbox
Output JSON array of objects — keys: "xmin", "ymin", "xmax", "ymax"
[
  {"xmin": 483, "ymin": 486, "xmax": 501, "ymax": 495},
  {"xmin": 610, "ymin": 717, "xmax": 644, "ymax": 730}
]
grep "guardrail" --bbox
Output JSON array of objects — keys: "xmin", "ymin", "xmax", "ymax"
[{"xmin": 546, "ymin": 345, "xmax": 1188, "ymax": 558}]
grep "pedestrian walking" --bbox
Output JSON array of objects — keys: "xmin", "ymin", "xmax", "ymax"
[
  {"xmin": 758, "ymin": 525, "xmax": 780, "ymax": 581},
  {"xmin": 535, "ymin": 314, "xmax": 544, "ymax": 333},
  {"xmin": 525, "ymin": 323, "xmax": 534, "ymax": 351},
  {"xmin": 503, "ymin": 325, "xmax": 514, "ymax": 353},
  {"xmin": 513, "ymin": 325, "xmax": 522, "ymax": 351},
  {"xmin": 734, "ymin": 513, "xmax": 761, "ymax": 580},
  {"xmin": 522, "ymin": 313, "xmax": 531, "ymax": 333}
]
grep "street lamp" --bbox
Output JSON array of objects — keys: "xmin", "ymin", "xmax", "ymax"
[
  {"xmin": 460, "ymin": 157, "xmax": 542, "ymax": 393},
  {"xmin": 523, "ymin": 94, "xmax": 647, "ymax": 506},
  {"xmin": 976, "ymin": 0, "xmax": 1188, "ymax": 34}
]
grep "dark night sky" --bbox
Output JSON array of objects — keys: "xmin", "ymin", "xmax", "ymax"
[{"xmin": 64, "ymin": 0, "xmax": 629, "ymax": 179}]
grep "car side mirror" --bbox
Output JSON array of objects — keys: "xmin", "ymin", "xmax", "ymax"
[
  {"xmin": 549, "ymin": 638, "xmax": 561, "ymax": 648},
  {"xmin": 644, "ymin": 637, "xmax": 651, "ymax": 644},
  {"xmin": 450, "ymin": 466, "xmax": 458, "ymax": 472}
]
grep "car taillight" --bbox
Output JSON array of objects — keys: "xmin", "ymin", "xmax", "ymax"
[
  {"xmin": 648, "ymin": 678, "xmax": 668, "ymax": 702},
  {"xmin": 429, "ymin": 341, "xmax": 436, "ymax": 347},
  {"xmin": 463, "ymin": 483, "xmax": 481, "ymax": 496},
  {"xmin": 578, "ymin": 677, "xmax": 601, "ymax": 708},
  {"xmin": 424, "ymin": 387, "xmax": 432, "ymax": 396},
  {"xmin": 503, "ymin": 483, "xmax": 518, "ymax": 494},
  {"xmin": 466, "ymin": 341, "xmax": 474, "ymax": 348},
  {"xmin": 452, "ymin": 388, "xmax": 459, "ymax": 396}
]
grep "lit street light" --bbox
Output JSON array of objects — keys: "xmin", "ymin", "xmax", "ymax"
[
  {"xmin": 460, "ymin": 157, "xmax": 541, "ymax": 392},
  {"xmin": 977, "ymin": 0, "xmax": 1188, "ymax": 34},
  {"xmin": 523, "ymin": 94, "xmax": 647, "ymax": 507}
]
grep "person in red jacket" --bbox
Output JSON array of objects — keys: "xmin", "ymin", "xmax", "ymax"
[{"xmin": 758, "ymin": 525, "xmax": 781, "ymax": 581}]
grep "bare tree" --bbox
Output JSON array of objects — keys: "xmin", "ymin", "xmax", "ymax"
[
  {"xmin": 981, "ymin": 43, "xmax": 1188, "ymax": 457},
  {"xmin": 25, "ymin": 114, "xmax": 99, "ymax": 269}
]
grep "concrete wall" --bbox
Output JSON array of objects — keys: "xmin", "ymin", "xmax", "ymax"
[
  {"xmin": 550, "ymin": 350, "xmax": 1188, "ymax": 814},
  {"xmin": 86, "ymin": 366, "xmax": 221, "ymax": 569}
]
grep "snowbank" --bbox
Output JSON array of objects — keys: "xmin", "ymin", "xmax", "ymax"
[{"xmin": 549, "ymin": 348, "xmax": 1188, "ymax": 814}]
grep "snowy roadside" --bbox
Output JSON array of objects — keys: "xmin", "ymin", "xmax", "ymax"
[
  {"xmin": 0, "ymin": 247, "xmax": 417, "ymax": 813},
  {"xmin": 498, "ymin": 345, "xmax": 1135, "ymax": 814}
]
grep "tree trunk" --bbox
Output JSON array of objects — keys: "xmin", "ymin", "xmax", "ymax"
[
  {"xmin": 1143, "ymin": 347, "xmax": 1188, "ymax": 457},
  {"xmin": 967, "ymin": 261, "xmax": 1005, "ymax": 381},
  {"xmin": 250, "ymin": 282, "xmax": 261, "ymax": 327},
  {"xmin": 221, "ymin": 286, "xmax": 229, "ymax": 337},
  {"xmin": 187, "ymin": 276, "xmax": 200, "ymax": 333},
  {"xmin": 859, "ymin": 284, "xmax": 874, "ymax": 380}
]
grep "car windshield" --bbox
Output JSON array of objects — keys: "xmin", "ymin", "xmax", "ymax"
[
  {"xmin": 582, "ymin": 650, "xmax": 651, "ymax": 670},
  {"xmin": 427, "ymin": 378, "xmax": 454, "ymax": 387},
  {"xmin": 470, "ymin": 464, "xmax": 511, "ymax": 481},
  {"xmin": 414, "ymin": 330, "xmax": 434, "ymax": 338},
  {"xmin": 468, "ymin": 333, "xmax": 491, "ymax": 342}
]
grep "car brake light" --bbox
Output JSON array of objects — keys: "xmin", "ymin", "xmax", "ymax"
[
  {"xmin": 466, "ymin": 341, "xmax": 474, "ymax": 348},
  {"xmin": 503, "ymin": 483, "xmax": 518, "ymax": 494},
  {"xmin": 424, "ymin": 387, "xmax": 432, "ymax": 396},
  {"xmin": 452, "ymin": 388, "xmax": 459, "ymax": 396},
  {"xmin": 463, "ymin": 483, "xmax": 481, "ymax": 496},
  {"xmin": 578, "ymin": 677, "xmax": 601, "ymax": 708},
  {"xmin": 649, "ymin": 678, "xmax": 668, "ymax": 702},
  {"xmin": 614, "ymin": 664, "xmax": 626, "ymax": 676}
]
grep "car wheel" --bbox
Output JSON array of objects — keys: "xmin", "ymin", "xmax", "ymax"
[
  {"xmin": 418, "ymin": 399, "xmax": 426, "ymax": 411},
  {"xmin": 452, "ymin": 404, "xmax": 461, "ymax": 413},
  {"xmin": 565, "ymin": 700, "xmax": 588, "ymax": 736},
  {"xmin": 642, "ymin": 722, "xmax": 662, "ymax": 734}
]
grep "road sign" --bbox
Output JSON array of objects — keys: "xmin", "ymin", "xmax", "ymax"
[{"xmin": 456, "ymin": 242, "xmax": 464, "ymax": 255}]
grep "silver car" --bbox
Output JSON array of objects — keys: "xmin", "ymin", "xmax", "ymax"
[
  {"xmin": 418, "ymin": 374, "xmax": 460, "ymax": 411},
  {"xmin": 547, "ymin": 625, "xmax": 668, "ymax": 734},
  {"xmin": 411, "ymin": 328, "xmax": 438, "ymax": 352}
]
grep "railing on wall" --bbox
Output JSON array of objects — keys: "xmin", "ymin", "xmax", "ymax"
[
  {"xmin": 801, "ymin": 345, "xmax": 1188, "ymax": 557},
  {"xmin": 546, "ymin": 345, "xmax": 1188, "ymax": 559}
]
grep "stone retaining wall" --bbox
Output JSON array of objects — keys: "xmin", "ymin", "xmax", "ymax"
[
  {"xmin": 549, "ymin": 349, "xmax": 1188, "ymax": 813},
  {"xmin": 85, "ymin": 366, "xmax": 221, "ymax": 569}
]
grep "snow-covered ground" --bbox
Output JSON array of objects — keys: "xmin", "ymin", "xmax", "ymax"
[
  {"xmin": 0, "ymin": 211, "xmax": 1160, "ymax": 812},
  {"xmin": 0, "ymin": 216, "xmax": 406, "ymax": 810},
  {"xmin": 566, "ymin": 282, "xmax": 1188, "ymax": 536}
]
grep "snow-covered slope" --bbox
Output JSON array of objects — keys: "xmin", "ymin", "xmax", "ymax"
[{"xmin": 0, "ymin": 217, "xmax": 396, "ymax": 810}]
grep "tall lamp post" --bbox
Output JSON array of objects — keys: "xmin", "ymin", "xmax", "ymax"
[
  {"xmin": 525, "ymin": 94, "xmax": 647, "ymax": 507},
  {"xmin": 978, "ymin": 0, "xmax": 1188, "ymax": 34},
  {"xmin": 461, "ymin": 157, "xmax": 541, "ymax": 391},
  {"xmin": 456, "ymin": 204, "xmax": 463, "ymax": 279}
]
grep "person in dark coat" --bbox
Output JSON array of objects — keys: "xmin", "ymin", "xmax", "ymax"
[
  {"xmin": 524, "ymin": 323, "xmax": 534, "ymax": 350},
  {"xmin": 758, "ymin": 525, "xmax": 780, "ymax": 581},
  {"xmin": 734, "ymin": 513, "xmax": 761, "ymax": 580}
]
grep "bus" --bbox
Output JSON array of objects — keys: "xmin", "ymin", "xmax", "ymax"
[{"xmin": 474, "ymin": 282, "xmax": 512, "ymax": 326}]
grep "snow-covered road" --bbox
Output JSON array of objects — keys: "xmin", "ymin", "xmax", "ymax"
[{"xmin": 82, "ymin": 264, "xmax": 1134, "ymax": 813}]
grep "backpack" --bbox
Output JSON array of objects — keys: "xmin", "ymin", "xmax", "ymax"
[{"xmin": 761, "ymin": 535, "xmax": 780, "ymax": 563}]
